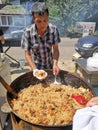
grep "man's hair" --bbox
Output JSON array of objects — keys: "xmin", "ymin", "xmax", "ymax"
[{"xmin": 31, "ymin": 2, "xmax": 49, "ymax": 16}]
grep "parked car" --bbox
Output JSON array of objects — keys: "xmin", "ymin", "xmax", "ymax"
[
  {"xmin": 75, "ymin": 35, "xmax": 98, "ymax": 58},
  {"xmin": 11, "ymin": 30, "xmax": 24, "ymax": 38},
  {"xmin": 4, "ymin": 30, "xmax": 24, "ymax": 47}
]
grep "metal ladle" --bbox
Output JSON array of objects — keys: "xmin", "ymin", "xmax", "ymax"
[{"xmin": 54, "ymin": 75, "xmax": 61, "ymax": 85}]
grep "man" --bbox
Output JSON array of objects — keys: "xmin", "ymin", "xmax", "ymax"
[
  {"xmin": 21, "ymin": 2, "xmax": 61, "ymax": 75},
  {"xmin": 0, "ymin": 28, "xmax": 5, "ymax": 53}
]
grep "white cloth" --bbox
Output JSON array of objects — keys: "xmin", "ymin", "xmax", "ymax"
[{"xmin": 73, "ymin": 105, "xmax": 98, "ymax": 130}]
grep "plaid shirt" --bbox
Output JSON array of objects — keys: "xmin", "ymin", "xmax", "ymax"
[{"xmin": 21, "ymin": 23, "xmax": 61, "ymax": 69}]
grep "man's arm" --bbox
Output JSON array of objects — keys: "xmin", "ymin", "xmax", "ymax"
[
  {"xmin": 53, "ymin": 44, "xmax": 60, "ymax": 75},
  {"xmin": 25, "ymin": 50, "xmax": 37, "ymax": 71}
]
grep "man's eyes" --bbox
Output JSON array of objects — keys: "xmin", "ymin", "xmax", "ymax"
[
  {"xmin": 36, "ymin": 20, "xmax": 47, "ymax": 23},
  {"xmin": 36, "ymin": 20, "xmax": 41, "ymax": 23}
]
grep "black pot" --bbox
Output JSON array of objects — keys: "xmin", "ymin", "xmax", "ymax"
[{"xmin": 7, "ymin": 70, "xmax": 95, "ymax": 130}]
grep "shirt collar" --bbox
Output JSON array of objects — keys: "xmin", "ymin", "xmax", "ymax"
[{"xmin": 32, "ymin": 24, "xmax": 37, "ymax": 36}]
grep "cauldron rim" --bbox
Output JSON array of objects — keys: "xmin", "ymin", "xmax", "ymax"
[{"xmin": 7, "ymin": 69, "xmax": 95, "ymax": 128}]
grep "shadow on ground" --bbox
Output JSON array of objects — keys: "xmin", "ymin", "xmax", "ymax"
[
  {"xmin": 11, "ymin": 68, "xmax": 30, "ymax": 75},
  {"xmin": 10, "ymin": 62, "xmax": 30, "ymax": 75},
  {"xmin": 10, "ymin": 62, "xmax": 29, "ymax": 68}
]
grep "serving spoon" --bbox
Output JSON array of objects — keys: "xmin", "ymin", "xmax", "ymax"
[
  {"xmin": 54, "ymin": 75, "xmax": 61, "ymax": 85},
  {"xmin": 0, "ymin": 76, "xmax": 18, "ymax": 98}
]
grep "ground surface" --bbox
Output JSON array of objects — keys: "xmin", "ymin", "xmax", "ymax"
[{"xmin": 3, "ymin": 37, "xmax": 77, "ymax": 81}]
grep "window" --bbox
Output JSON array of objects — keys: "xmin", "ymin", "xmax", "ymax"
[
  {"xmin": 8, "ymin": 16, "xmax": 13, "ymax": 25},
  {"xmin": 1, "ymin": 16, "xmax": 7, "ymax": 25},
  {"xmin": 1, "ymin": 15, "xmax": 13, "ymax": 26},
  {"xmin": 0, "ymin": 15, "xmax": 26, "ymax": 27}
]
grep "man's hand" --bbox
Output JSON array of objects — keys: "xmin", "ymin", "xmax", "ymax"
[
  {"xmin": 86, "ymin": 97, "xmax": 98, "ymax": 107},
  {"xmin": 1, "ymin": 41, "xmax": 5, "ymax": 44},
  {"xmin": 33, "ymin": 69, "xmax": 39, "ymax": 77},
  {"xmin": 53, "ymin": 64, "xmax": 60, "ymax": 75}
]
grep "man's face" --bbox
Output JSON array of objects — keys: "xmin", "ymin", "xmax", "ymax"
[{"xmin": 33, "ymin": 12, "xmax": 49, "ymax": 34}]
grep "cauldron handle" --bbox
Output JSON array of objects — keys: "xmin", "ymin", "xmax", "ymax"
[{"xmin": 0, "ymin": 76, "xmax": 18, "ymax": 98}]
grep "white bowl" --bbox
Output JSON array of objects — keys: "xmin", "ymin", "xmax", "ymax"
[{"xmin": 34, "ymin": 70, "xmax": 47, "ymax": 80}]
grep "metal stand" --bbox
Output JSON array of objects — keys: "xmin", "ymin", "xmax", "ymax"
[{"xmin": 4, "ymin": 46, "xmax": 20, "ymax": 66}]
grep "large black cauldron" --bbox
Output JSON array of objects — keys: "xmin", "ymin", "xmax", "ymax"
[{"xmin": 7, "ymin": 70, "xmax": 95, "ymax": 130}]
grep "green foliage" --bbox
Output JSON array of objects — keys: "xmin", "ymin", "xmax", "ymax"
[
  {"xmin": 46, "ymin": 0, "xmax": 98, "ymax": 37},
  {"xmin": 1, "ymin": 0, "xmax": 7, "ymax": 4},
  {"xmin": 11, "ymin": 0, "xmax": 98, "ymax": 37}
]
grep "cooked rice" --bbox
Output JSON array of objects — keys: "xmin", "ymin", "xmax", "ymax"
[{"xmin": 11, "ymin": 83, "xmax": 93, "ymax": 126}]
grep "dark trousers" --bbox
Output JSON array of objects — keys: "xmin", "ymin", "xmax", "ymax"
[{"xmin": 0, "ymin": 42, "xmax": 3, "ymax": 53}]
